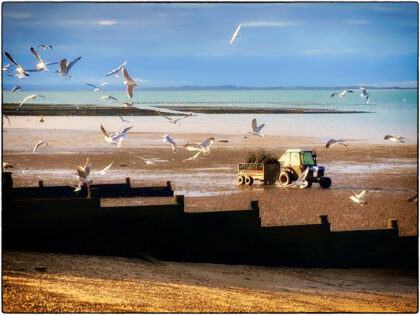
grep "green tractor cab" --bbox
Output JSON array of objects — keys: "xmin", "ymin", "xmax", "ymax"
[{"xmin": 278, "ymin": 149, "xmax": 331, "ymax": 188}]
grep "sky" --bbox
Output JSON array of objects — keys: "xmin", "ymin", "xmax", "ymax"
[{"xmin": 2, "ymin": 2, "xmax": 418, "ymax": 89}]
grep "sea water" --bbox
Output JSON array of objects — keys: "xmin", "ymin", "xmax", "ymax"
[{"xmin": 2, "ymin": 89, "xmax": 418, "ymax": 142}]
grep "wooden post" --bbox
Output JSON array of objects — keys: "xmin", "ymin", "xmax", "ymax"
[
  {"xmin": 2, "ymin": 172, "xmax": 13, "ymax": 190},
  {"xmin": 175, "ymin": 195, "xmax": 184, "ymax": 205},
  {"xmin": 38, "ymin": 180, "xmax": 43, "ymax": 188},
  {"xmin": 250, "ymin": 200, "xmax": 259, "ymax": 211},
  {"xmin": 125, "ymin": 177, "xmax": 131, "ymax": 187},
  {"xmin": 319, "ymin": 215, "xmax": 329, "ymax": 224},
  {"xmin": 166, "ymin": 181, "xmax": 171, "ymax": 188},
  {"xmin": 388, "ymin": 219, "xmax": 398, "ymax": 230}
]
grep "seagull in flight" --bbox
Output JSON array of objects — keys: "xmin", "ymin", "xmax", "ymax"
[
  {"xmin": 33, "ymin": 140, "xmax": 50, "ymax": 152},
  {"xmin": 11, "ymin": 86, "xmax": 22, "ymax": 92},
  {"xmin": 118, "ymin": 115, "xmax": 130, "ymax": 123},
  {"xmin": 403, "ymin": 97, "xmax": 406, "ymax": 103},
  {"xmin": 359, "ymin": 87, "xmax": 369, "ymax": 104},
  {"xmin": 249, "ymin": 118, "xmax": 265, "ymax": 137},
  {"xmin": 326, "ymin": 138, "xmax": 348, "ymax": 148},
  {"xmin": 158, "ymin": 112, "xmax": 193, "ymax": 125},
  {"xmin": 101, "ymin": 124, "xmax": 133, "ymax": 147},
  {"xmin": 30, "ymin": 46, "xmax": 58, "ymax": 71},
  {"xmin": 122, "ymin": 66, "xmax": 138, "ymax": 99},
  {"xmin": 38, "ymin": 44, "xmax": 53, "ymax": 50},
  {"xmin": 55, "ymin": 57, "xmax": 81, "ymax": 79},
  {"xmin": 137, "ymin": 156, "xmax": 169, "ymax": 165},
  {"xmin": 384, "ymin": 135, "xmax": 406, "ymax": 143},
  {"xmin": 350, "ymin": 190, "xmax": 367, "ymax": 206},
  {"xmin": 17, "ymin": 94, "xmax": 52, "ymax": 110},
  {"xmin": 162, "ymin": 134, "xmax": 177, "ymax": 152},
  {"xmin": 2, "ymin": 64, "xmax": 11, "ymax": 72},
  {"xmin": 229, "ymin": 23, "xmax": 242, "ymax": 45},
  {"xmin": 184, "ymin": 137, "xmax": 215, "ymax": 160},
  {"xmin": 86, "ymin": 82, "xmax": 108, "ymax": 91},
  {"xmin": 123, "ymin": 101, "xmax": 134, "ymax": 107},
  {"xmin": 100, "ymin": 95, "xmax": 121, "ymax": 104},
  {"xmin": 286, "ymin": 167, "xmax": 310, "ymax": 189},
  {"xmin": 95, "ymin": 161, "xmax": 114, "ymax": 175},
  {"xmin": 76, "ymin": 157, "xmax": 92, "ymax": 187},
  {"xmin": 105, "ymin": 61, "xmax": 127, "ymax": 77},
  {"xmin": 3, "ymin": 114, "xmax": 11, "ymax": 127},
  {"xmin": 5, "ymin": 51, "xmax": 37, "ymax": 78},
  {"xmin": 331, "ymin": 90, "xmax": 354, "ymax": 98}
]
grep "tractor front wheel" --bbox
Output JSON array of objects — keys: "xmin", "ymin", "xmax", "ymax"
[
  {"xmin": 237, "ymin": 176, "xmax": 245, "ymax": 185},
  {"xmin": 319, "ymin": 177, "xmax": 332, "ymax": 189},
  {"xmin": 245, "ymin": 176, "xmax": 254, "ymax": 186},
  {"xmin": 279, "ymin": 171, "xmax": 291, "ymax": 186}
]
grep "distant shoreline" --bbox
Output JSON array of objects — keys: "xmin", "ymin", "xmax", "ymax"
[{"xmin": 2, "ymin": 103, "xmax": 371, "ymax": 116}]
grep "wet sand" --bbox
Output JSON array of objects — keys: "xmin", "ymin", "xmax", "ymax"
[{"xmin": 2, "ymin": 119, "xmax": 418, "ymax": 312}]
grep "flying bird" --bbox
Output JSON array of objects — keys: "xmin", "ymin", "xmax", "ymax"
[
  {"xmin": 350, "ymin": 190, "xmax": 367, "ymax": 206},
  {"xmin": 286, "ymin": 167, "xmax": 310, "ymax": 189},
  {"xmin": 5, "ymin": 51, "xmax": 36, "ymax": 78},
  {"xmin": 17, "ymin": 94, "xmax": 52, "ymax": 110},
  {"xmin": 86, "ymin": 82, "xmax": 108, "ymax": 91},
  {"xmin": 11, "ymin": 86, "xmax": 22, "ymax": 92},
  {"xmin": 158, "ymin": 112, "xmax": 193, "ymax": 125},
  {"xmin": 118, "ymin": 115, "xmax": 130, "ymax": 123},
  {"xmin": 162, "ymin": 134, "xmax": 176, "ymax": 152},
  {"xmin": 105, "ymin": 61, "xmax": 127, "ymax": 77},
  {"xmin": 76, "ymin": 157, "xmax": 92, "ymax": 187},
  {"xmin": 123, "ymin": 101, "xmax": 133, "ymax": 107},
  {"xmin": 3, "ymin": 114, "xmax": 11, "ymax": 127},
  {"xmin": 100, "ymin": 124, "xmax": 133, "ymax": 146},
  {"xmin": 122, "ymin": 66, "xmax": 138, "ymax": 98},
  {"xmin": 55, "ymin": 57, "xmax": 81, "ymax": 79},
  {"xmin": 326, "ymin": 138, "xmax": 348, "ymax": 148},
  {"xmin": 407, "ymin": 193, "xmax": 418, "ymax": 203},
  {"xmin": 384, "ymin": 135, "xmax": 406, "ymax": 143},
  {"xmin": 33, "ymin": 140, "xmax": 50, "ymax": 152},
  {"xmin": 403, "ymin": 98, "xmax": 406, "ymax": 103},
  {"xmin": 137, "ymin": 156, "xmax": 168, "ymax": 165},
  {"xmin": 331, "ymin": 90, "xmax": 354, "ymax": 98},
  {"xmin": 229, "ymin": 23, "xmax": 242, "ymax": 45},
  {"xmin": 184, "ymin": 137, "xmax": 215, "ymax": 160},
  {"xmin": 95, "ymin": 161, "xmax": 114, "ymax": 175},
  {"xmin": 38, "ymin": 44, "xmax": 53, "ymax": 50},
  {"xmin": 249, "ymin": 118, "xmax": 265, "ymax": 137},
  {"xmin": 359, "ymin": 87, "xmax": 369, "ymax": 104},
  {"xmin": 2, "ymin": 64, "xmax": 11, "ymax": 72},
  {"xmin": 100, "ymin": 95, "xmax": 121, "ymax": 104},
  {"xmin": 3, "ymin": 162, "xmax": 13, "ymax": 170},
  {"xmin": 30, "ymin": 46, "xmax": 58, "ymax": 71},
  {"xmin": 71, "ymin": 183, "xmax": 82, "ymax": 192}
]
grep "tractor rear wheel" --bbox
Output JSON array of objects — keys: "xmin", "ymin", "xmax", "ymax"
[
  {"xmin": 319, "ymin": 177, "xmax": 332, "ymax": 189},
  {"xmin": 245, "ymin": 176, "xmax": 254, "ymax": 186},
  {"xmin": 279, "ymin": 171, "xmax": 291, "ymax": 186},
  {"xmin": 237, "ymin": 176, "xmax": 245, "ymax": 185}
]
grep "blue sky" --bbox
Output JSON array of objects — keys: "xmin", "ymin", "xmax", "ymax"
[{"xmin": 2, "ymin": 2, "xmax": 418, "ymax": 89}]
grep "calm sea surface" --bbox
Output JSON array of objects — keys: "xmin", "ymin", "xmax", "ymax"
[{"xmin": 3, "ymin": 89, "xmax": 418, "ymax": 142}]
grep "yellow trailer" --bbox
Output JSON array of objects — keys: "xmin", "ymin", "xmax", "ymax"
[{"xmin": 237, "ymin": 162, "xmax": 280, "ymax": 186}]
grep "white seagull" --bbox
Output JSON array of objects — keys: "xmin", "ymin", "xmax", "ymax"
[
  {"xmin": 95, "ymin": 161, "xmax": 114, "ymax": 175},
  {"xmin": 71, "ymin": 183, "xmax": 82, "ymax": 192},
  {"xmin": 122, "ymin": 66, "xmax": 138, "ymax": 99},
  {"xmin": 11, "ymin": 86, "xmax": 22, "ymax": 92},
  {"xmin": 229, "ymin": 23, "xmax": 242, "ymax": 45},
  {"xmin": 101, "ymin": 124, "xmax": 133, "ymax": 146},
  {"xmin": 105, "ymin": 61, "xmax": 127, "ymax": 77},
  {"xmin": 162, "ymin": 134, "xmax": 177, "ymax": 152},
  {"xmin": 17, "ymin": 94, "xmax": 52, "ymax": 110},
  {"xmin": 86, "ymin": 82, "xmax": 108, "ymax": 91},
  {"xmin": 137, "ymin": 156, "xmax": 169, "ymax": 165},
  {"xmin": 159, "ymin": 112, "xmax": 193, "ymax": 125},
  {"xmin": 359, "ymin": 87, "xmax": 369, "ymax": 104},
  {"xmin": 55, "ymin": 57, "xmax": 81, "ymax": 79},
  {"xmin": 350, "ymin": 190, "xmax": 367, "ymax": 206},
  {"xmin": 326, "ymin": 138, "xmax": 348, "ymax": 148},
  {"xmin": 38, "ymin": 44, "xmax": 53, "ymax": 50},
  {"xmin": 331, "ymin": 90, "xmax": 354, "ymax": 98},
  {"xmin": 184, "ymin": 137, "xmax": 215, "ymax": 160},
  {"xmin": 2, "ymin": 64, "xmax": 11, "ymax": 72},
  {"xmin": 249, "ymin": 118, "xmax": 265, "ymax": 137},
  {"xmin": 403, "ymin": 98, "xmax": 406, "ymax": 103},
  {"xmin": 384, "ymin": 135, "xmax": 406, "ymax": 143},
  {"xmin": 30, "ymin": 46, "xmax": 58, "ymax": 71},
  {"xmin": 76, "ymin": 157, "xmax": 92, "ymax": 187},
  {"xmin": 33, "ymin": 140, "xmax": 50, "ymax": 152},
  {"xmin": 5, "ymin": 51, "xmax": 36, "ymax": 78},
  {"xmin": 123, "ymin": 101, "xmax": 134, "ymax": 107},
  {"xmin": 287, "ymin": 167, "xmax": 310, "ymax": 189},
  {"xmin": 100, "ymin": 95, "xmax": 121, "ymax": 104}
]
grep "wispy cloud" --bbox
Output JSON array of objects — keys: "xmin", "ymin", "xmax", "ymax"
[
  {"xmin": 359, "ymin": 81, "xmax": 418, "ymax": 88},
  {"xmin": 243, "ymin": 21, "xmax": 300, "ymax": 27},
  {"xmin": 343, "ymin": 19, "xmax": 370, "ymax": 25},
  {"xmin": 4, "ymin": 11, "xmax": 31, "ymax": 19},
  {"xmin": 92, "ymin": 20, "xmax": 118, "ymax": 26},
  {"xmin": 299, "ymin": 49, "xmax": 357, "ymax": 55}
]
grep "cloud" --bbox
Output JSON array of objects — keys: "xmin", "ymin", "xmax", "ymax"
[
  {"xmin": 243, "ymin": 21, "xmax": 300, "ymax": 27},
  {"xmin": 299, "ymin": 49, "xmax": 357, "ymax": 55},
  {"xmin": 4, "ymin": 11, "xmax": 31, "ymax": 19},
  {"xmin": 343, "ymin": 19, "xmax": 369, "ymax": 25},
  {"xmin": 92, "ymin": 20, "xmax": 118, "ymax": 26},
  {"xmin": 359, "ymin": 81, "xmax": 418, "ymax": 88}
]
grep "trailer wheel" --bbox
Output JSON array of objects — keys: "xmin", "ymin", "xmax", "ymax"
[
  {"xmin": 279, "ymin": 171, "xmax": 291, "ymax": 186},
  {"xmin": 237, "ymin": 176, "xmax": 245, "ymax": 185},
  {"xmin": 319, "ymin": 177, "xmax": 332, "ymax": 189},
  {"xmin": 245, "ymin": 176, "xmax": 253, "ymax": 186}
]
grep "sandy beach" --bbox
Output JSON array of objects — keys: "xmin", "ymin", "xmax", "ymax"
[{"xmin": 2, "ymin": 117, "xmax": 418, "ymax": 312}]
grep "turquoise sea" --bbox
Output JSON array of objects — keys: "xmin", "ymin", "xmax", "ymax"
[{"xmin": 2, "ymin": 89, "xmax": 418, "ymax": 142}]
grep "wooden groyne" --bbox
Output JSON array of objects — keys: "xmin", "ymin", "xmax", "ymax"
[
  {"xmin": 2, "ymin": 103, "xmax": 370, "ymax": 116},
  {"xmin": 2, "ymin": 172, "xmax": 416, "ymax": 269}
]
